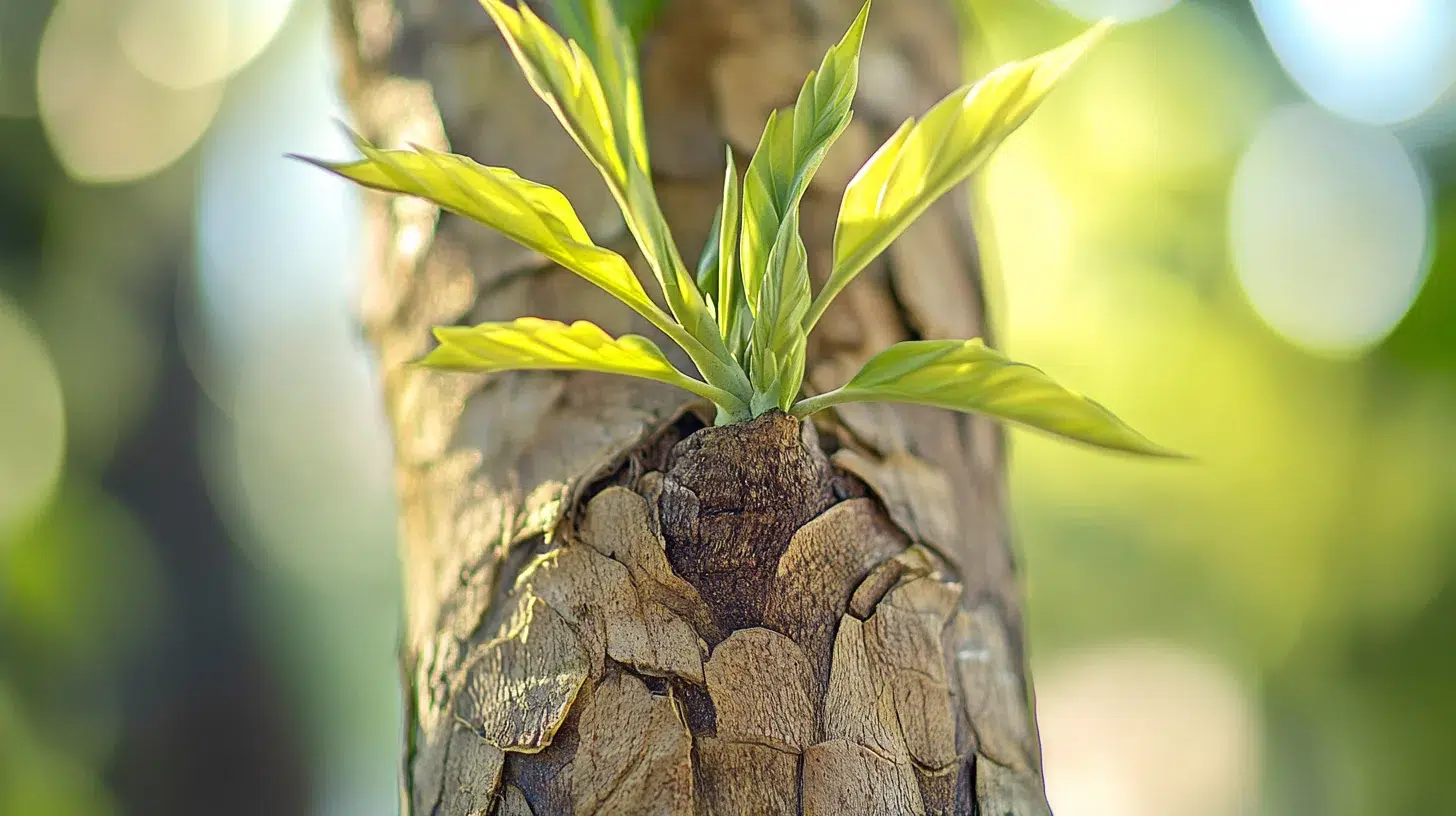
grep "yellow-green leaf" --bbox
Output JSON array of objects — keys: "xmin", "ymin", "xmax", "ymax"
[
  {"xmin": 544, "ymin": 0, "xmax": 651, "ymax": 177},
  {"xmin": 482, "ymin": 0, "xmax": 626, "ymax": 186},
  {"xmin": 421, "ymin": 318, "xmax": 745, "ymax": 412},
  {"xmin": 297, "ymin": 139, "xmax": 688, "ymax": 342},
  {"xmin": 552, "ymin": 0, "xmax": 664, "ymax": 46},
  {"xmin": 804, "ymin": 21, "xmax": 1111, "ymax": 333},
  {"xmin": 790, "ymin": 338, "xmax": 1181, "ymax": 457},
  {"xmin": 716, "ymin": 150, "xmax": 748, "ymax": 360},
  {"xmin": 734, "ymin": 1, "xmax": 868, "ymax": 412},
  {"xmin": 481, "ymin": 0, "xmax": 727, "ymax": 373}
]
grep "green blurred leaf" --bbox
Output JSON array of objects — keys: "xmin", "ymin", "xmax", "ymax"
[
  {"xmin": 557, "ymin": 0, "xmax": 663, "ymax": 42},
  {"xmin": 791, "ymin": 337, "xmax": 1180, "ymax": 457},
  {"xmin": 480, "ymin": 0, "xmax": 733, "ymax": 382},
  {"xmin": 0, "ymin": 484, "xmax": 163, "ymax": 669},
  {"xmin": 1382, "ymin": 197, "xmax": 1456, "ymax": 377},
  {"xmin": 422, "ymin": 318, "xmax": 745, "ymax": 412},
  {"xmin": 804, "ymin": 21, "xmax": 1110, "ymax": 332},
  {"xmin": 0, "ymin": 683, "xmax": 117, "ymax": 816}
]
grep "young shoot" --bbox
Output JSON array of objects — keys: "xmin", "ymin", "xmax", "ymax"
[{"xmin": 300, "ymin": 0, "xmax": 1182, "ymax": 458}]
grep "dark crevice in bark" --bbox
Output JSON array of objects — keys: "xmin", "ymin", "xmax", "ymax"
[
  {"xmin": 424, "ymin": 725, "xmax": 454, "ymax": 816},
  {"xmin": 827, "ymin": 456, "xmax": 873, "ymax": 503},
  {"xmin": 575, "ymin": 405, "xmax": 709, "ymax": 511},
  {"xmin": 964, "ymin": 752, "xmax": 981, "ymax": 816},
  {"xmin": 504, "ymin": 712, "xmax": 578, "ymax": 815},
  {"xmin": 672, "ymin": 678, "xmax": 717, "ymax": 734}
]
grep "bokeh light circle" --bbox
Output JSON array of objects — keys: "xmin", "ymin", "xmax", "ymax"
[
  {"xmin": 0, "ymin": 293, "xmax": 66, "ymax": 534},
  {"xmin": 37, "ymin": 0, "xmax": 225, "ymax": 183},
  {"xmin": 119, "ymin": 0, "xmax": 295, "ymax": 90},
  {"xmin": 1065, "ymin": 3, "xmax": 1269, "ymax": 180},
  {"xmin": 194, "ymin": 19, "xmax": 361, "ymax": 408},
  {"xmin": 1253, "ymin": 0, "xmax": 1456, "ymax": 125},
  {"xmin": 1230, "ymin": 104, "xmax": 1430, "ymax": 356},
  {"xmin": 1039, "ymin": 642, "xmax": 1260, "ymax": 816},
  {"xmin": 1049, "ymin": 0, "xmax": 1179, "ymax": 24}
]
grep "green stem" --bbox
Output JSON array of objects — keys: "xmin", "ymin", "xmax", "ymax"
[
  {"xmin": 673, "ymin": 373, "xmax": 749, "ymax": 419},
  {"xmin": 641, "ymin": 302, "xmax": 752, "ymax": 402},
  {"xmin": 788, "ymin": 387, "xmax": 854, "ymax": 417}
]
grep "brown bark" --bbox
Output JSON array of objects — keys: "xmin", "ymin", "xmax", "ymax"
[{"xmin": 331, "ymin": 0, "xmax": 1049, "ymax": 812}]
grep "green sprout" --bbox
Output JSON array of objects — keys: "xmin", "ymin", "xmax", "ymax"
[{"xmin": 301, "ymin": 0, "xmax": 1181, "ymax": 458}]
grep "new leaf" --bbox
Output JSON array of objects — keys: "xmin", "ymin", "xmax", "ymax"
[
  {"xmin": 692, "ymin": 150, "xmax": 748, "ymax": 360},
  {"xmin": 716, "ymin": 150, "xmax": 747, "ymax": 360},
  {"xmin": 301, "ymin": 12, "xmax": 1179, "ymax": 454},
  {"xmin": 738, "ymin": 0, "xmax": 870, "ymax": 411},
  {"xmin": 749, "ymin": 210, "xmax": 812, "ymax": 413},
  {"xmin": 739, "ymin": 0, "xmax": 869, "ymax": 306},
  {"xmin": 791, "ymin": 338, "xmax": 1180, "ymax": 457},
  {"xmin": 804, "ymin": 21, "xmax": 1111, "ymax": 332},
  {"xmin": 423, "ymin": 318, "xmax": 744, "ymax": 411}
]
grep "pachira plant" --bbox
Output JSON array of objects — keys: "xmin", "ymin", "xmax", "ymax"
[{"xmin": 301, "ymin": 0, "xmax": 1179, "ymax": 458}]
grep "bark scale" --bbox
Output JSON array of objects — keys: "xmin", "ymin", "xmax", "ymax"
[{"xmin": 331, "ymin": 0, "xmax": 1050, "ymax": 812}]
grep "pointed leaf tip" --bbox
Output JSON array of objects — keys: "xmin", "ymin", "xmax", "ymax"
[
  {"xmin": 791, "ymin": 338, "xmax": 1183, "ymax": 459},
  {"xmin": 805, "ymin": 23, "xmax": 1112, "ymax": 333}
]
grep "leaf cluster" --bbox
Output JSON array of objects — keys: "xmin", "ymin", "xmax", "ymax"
[{"xmin": 300, "ymin": 0, "xmax": 1180, "ymax": 458}]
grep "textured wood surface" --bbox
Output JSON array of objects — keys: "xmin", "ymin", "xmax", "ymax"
[{"xmin": 330, "ymin": 0, "xmax": 1048, "ymax": 812}]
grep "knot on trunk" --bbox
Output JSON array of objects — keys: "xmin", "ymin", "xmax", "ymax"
[{"xmin": 659, "ymin": 410, "xmax": 836, "ymax": 633}]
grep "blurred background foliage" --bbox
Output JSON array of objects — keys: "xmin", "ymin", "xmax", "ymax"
[{"xmin": 0, "ymin": 0, "xmax": 1452, "ymax": 814}]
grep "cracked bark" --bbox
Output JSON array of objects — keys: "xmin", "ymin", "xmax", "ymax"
[{"xmin": 331, "ymin": 0, "xmax": 1049, "ymax": 812}]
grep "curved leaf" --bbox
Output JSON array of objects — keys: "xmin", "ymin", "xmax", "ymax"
[
  {"xmin": 695, "ymin": 199, "xmax": 723, "ymax": 302},
  {"xmin": 734, "ymin": 1, "xmax": 868, "ymax": 412},
  {"xmin": 298, "ymin": 139, "xmax": 688, "ymax": 334},
  {"xmin": 549, "ymin": 0, "xmax": 660, "ymax": 154},
  {"xmin": 482, "ymin": 0, "xmax": 627, "ymax": 187},
  {"xmin": 481, "ymin": 0, "xmax": 727, "ymax": 373},
  {"xmin": 422, "ymin": 318, "xmax": 745, "ymax": 412},
  {"xmin": 790, "ymin": 338, "xmax": 1182, "ymax": 457},
  {"xmin": 804, "ymin": 21, "xmax": 1111, "ymax": 332}
]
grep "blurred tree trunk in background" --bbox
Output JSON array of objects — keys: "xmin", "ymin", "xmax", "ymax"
[
  {"xmin": 100, "ymin": 286, "xmax": 311, "ymax": 816},
  {"xmin": 332, "ymin": 0, "xmax": 1049, "ymax": 812},
  {"xmin": 0, "ymin": 96, "xmax": 309, "ymax": 815}
]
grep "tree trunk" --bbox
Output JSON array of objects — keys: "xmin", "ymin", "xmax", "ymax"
[{"xmin": 331, "ymin": 0, "xmax": 1049, "ymax": 812}]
